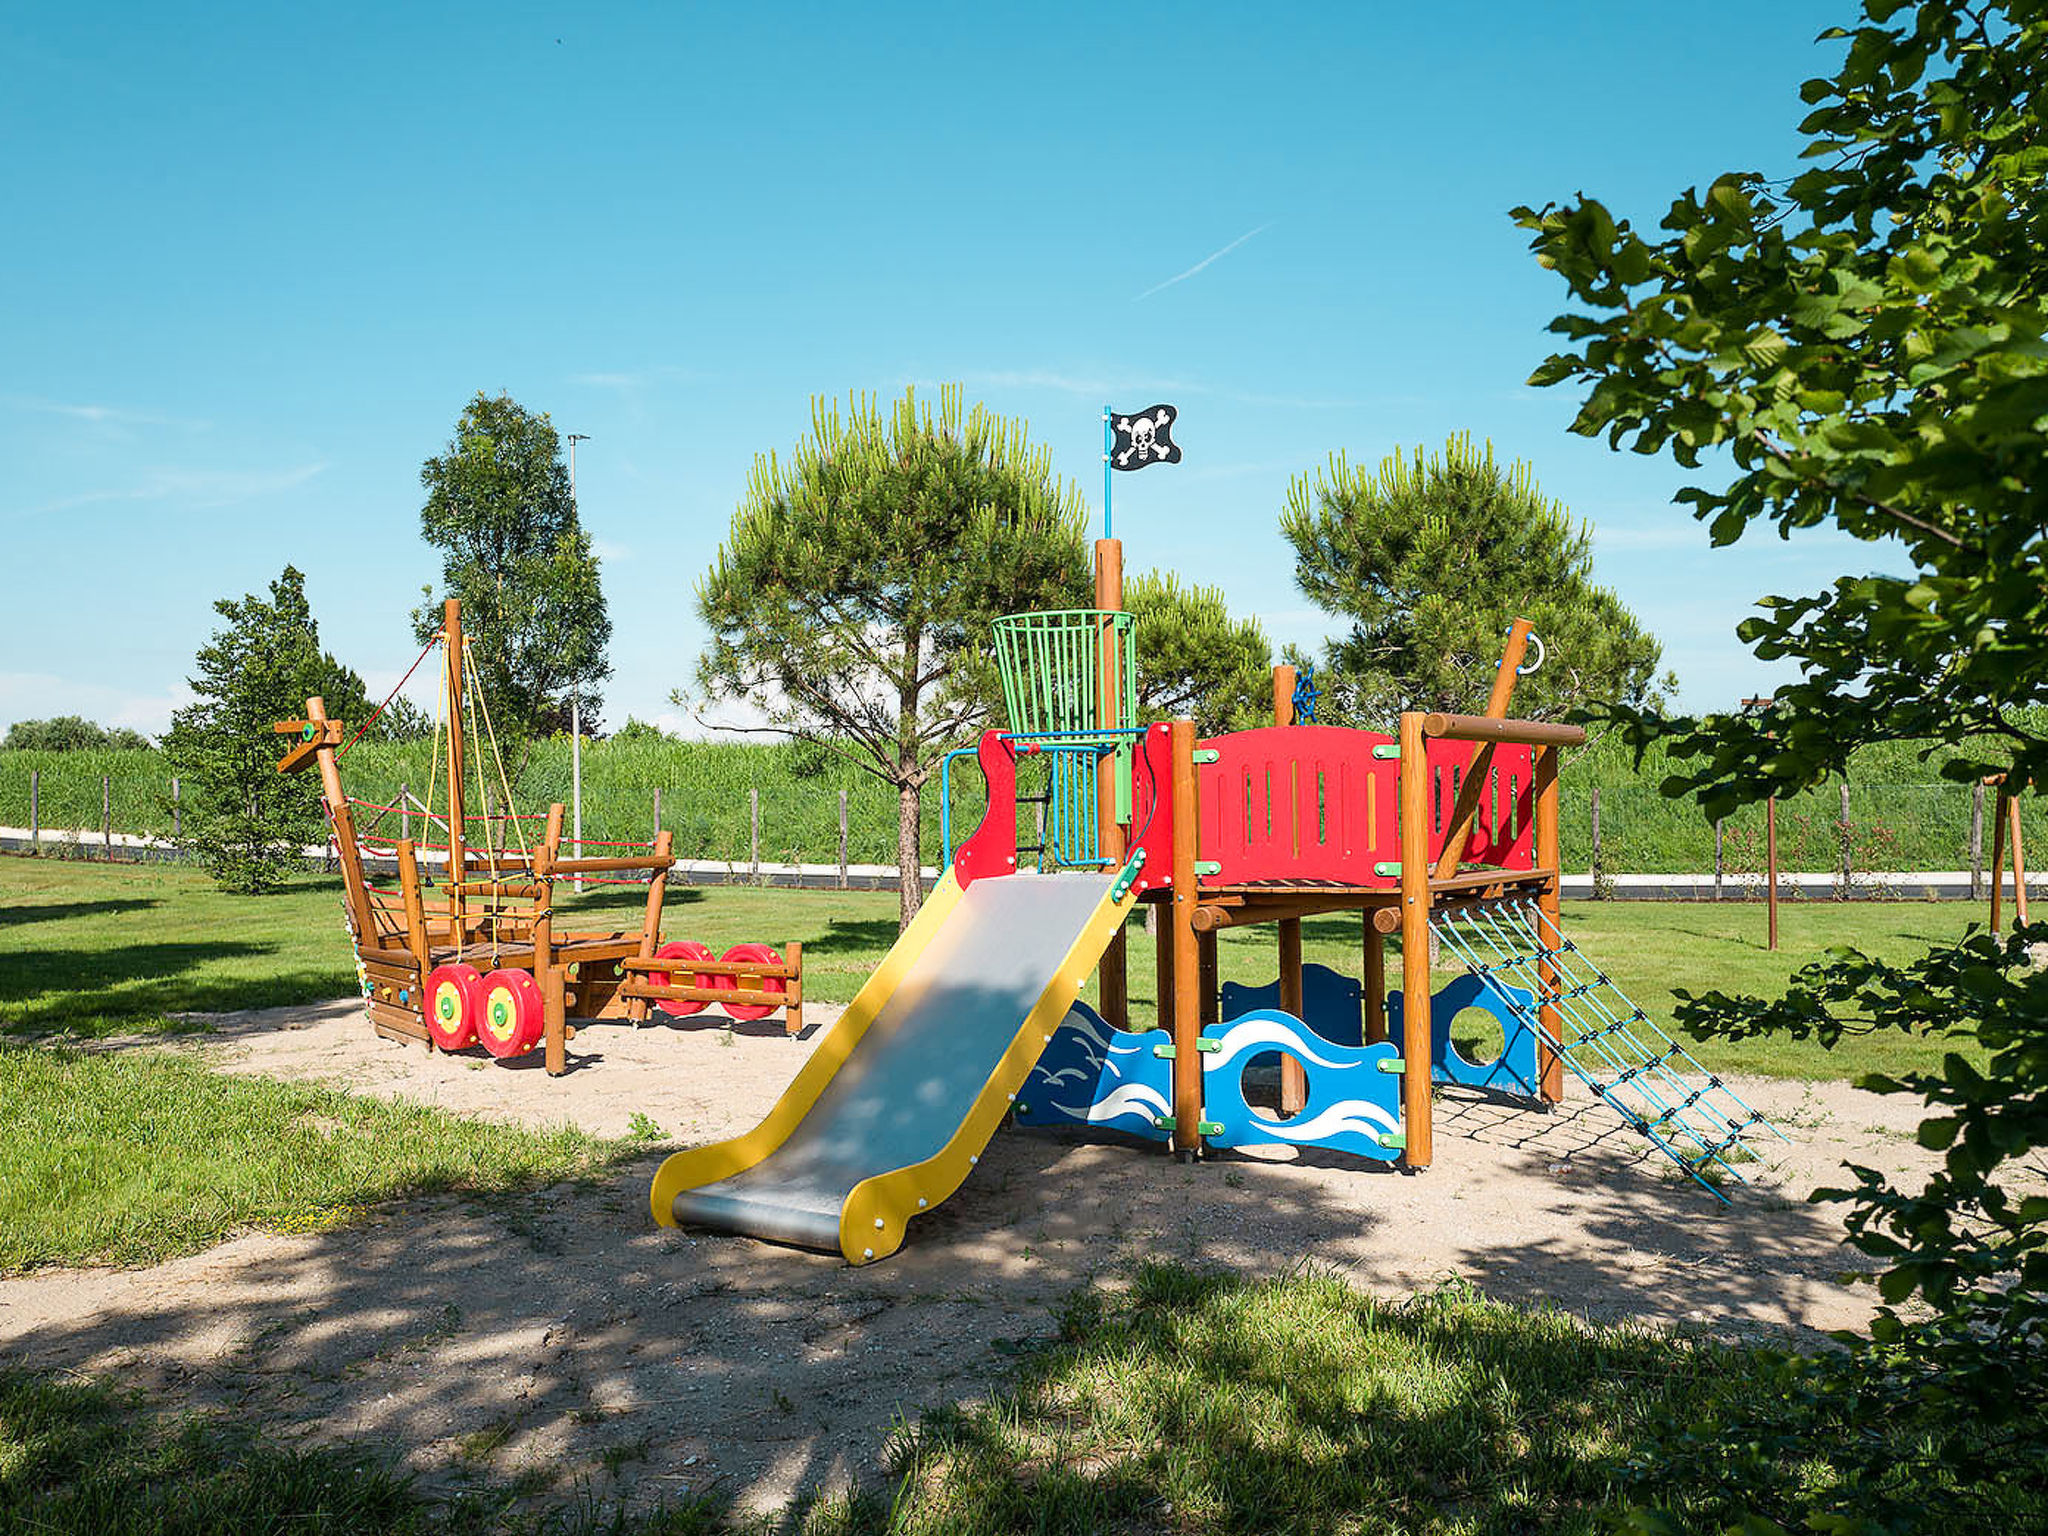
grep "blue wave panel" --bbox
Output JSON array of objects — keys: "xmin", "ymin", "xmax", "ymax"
[
  {"xmin": 1219, "ymin": 963, "xmax": 1363, "ymax": 1047},
  {"xmin": 1386, "ymin": 973, "xmax": 1542, "ymax": 1097},
  {"xmin": 1200, "ymin": 1009, "xmax": 1403, "ymax": 1162},
  {"xmin": 1015, "ymin": 1000, "xmax": 1174, "ymax": 1144}
]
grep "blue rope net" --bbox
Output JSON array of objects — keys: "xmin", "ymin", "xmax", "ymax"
[{"xmin": 1429, "ymin": 898, "xmax": 1786, "ymax": 1199}]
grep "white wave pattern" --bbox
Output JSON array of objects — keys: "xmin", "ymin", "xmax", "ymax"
[
  {"xmin": 1203, "ymin": 1015, "xmax": 1359, "ymax": 1074},
  {"xmin": 1247, "ymin": 1098, "xmax": 1401, "ymax": 1143},
  {"xmin": 1052, "ymin": 1082, "xmax": 1171, "ymax": 1127},
  {"xmin": 1058, "ymin": 1010, "xmax": 1120, "ymax": 1057}
]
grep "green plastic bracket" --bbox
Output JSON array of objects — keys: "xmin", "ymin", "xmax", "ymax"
[
  {"xmin": 1377, "ymin": 1131, "xmax": 1408, "ymax": 1150},
  {"xmin": 1375, "ymin": 1057, "xmax": 1406, "ymax": 1074},
  {"xmin": 1373, "ymin": 861, "xmax": 1401, "ymax": 878},
  {"xmin": 1109, "ymin": 848, "xmax": 1148, "ymax": 901},
  {"xmin": 1152, "ymin": 1042, "xmax": 1176, "ymax": 1059},
  {"xmin": 1197, "ymin": 1120, "xmax": 1225, "ymax": 1137},
  {"xmin": 1191, "ymin": 748, "xmax": 1220, "ymax": 765},
  {"xmin": 1194, "ymin": 860, "xmax": 1222, "ymax": 877},
  {"xmin": 1153, "ymin": 1115, "xmax": 1177, "ymax": 1131},
  {"xmin": 1196, "ymin": 1038, "xmax": 1221, "ymax": 1053},
  {"xmin": 1372, "ymin": 743, "xmax": 1401, "ymax": 759}
]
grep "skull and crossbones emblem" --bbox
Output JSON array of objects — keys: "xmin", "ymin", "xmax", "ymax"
[{"xmin": 1115, "ymin": 409, "xmax": 1173, "ymax": 467}]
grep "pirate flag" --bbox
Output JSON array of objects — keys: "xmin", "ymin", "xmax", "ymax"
[{"xmin": 1110, "ymin": 405, "xmax": 1182, "ymax": 470}]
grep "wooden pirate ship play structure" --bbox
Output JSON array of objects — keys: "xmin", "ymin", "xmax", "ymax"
[{"xmin": 275, "ymin": 598, "xmax": 802, "ymax": 1074}]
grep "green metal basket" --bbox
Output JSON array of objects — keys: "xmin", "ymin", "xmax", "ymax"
[{"xmin": 992, "ymin": 609, "xmax": 1138, "ymax": 821}]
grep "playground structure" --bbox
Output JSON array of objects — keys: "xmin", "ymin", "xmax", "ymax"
[
  {"xmin": 652, "ymin": 537, "xmax": 1783, "ymax": 1264},
  {"xmin": 275, "ymin": 599, "xmax": 802, "ymax": 1073}
]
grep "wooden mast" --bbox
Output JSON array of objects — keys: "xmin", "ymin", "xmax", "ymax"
[{"xmin": 444, "ymin": 598, "xmax": 468, "ymax": 951}]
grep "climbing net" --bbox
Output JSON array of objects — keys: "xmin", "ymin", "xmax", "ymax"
[{"xmin": 1430, "ymin": 898, "xmax": 1786, "ymax": 1197}]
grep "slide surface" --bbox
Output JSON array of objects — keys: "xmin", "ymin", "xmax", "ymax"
[{"xmin": 650, "ymin": 868, "xmax": 1133, "ymax": 1263}]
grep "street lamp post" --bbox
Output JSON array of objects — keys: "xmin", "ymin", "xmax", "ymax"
[{"xmin": 567, "ymin": 433, "xmax": 591, "ymax": 888}]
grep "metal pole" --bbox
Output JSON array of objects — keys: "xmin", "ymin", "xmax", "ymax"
[
  {"xmin": 1589, "ymin": 784, "xmax": 1602, "ymax": 897},
  {"xmin": 171, "ymin": 776, "xmax": 180, "ymax": 839},
  {"xmin": 1766, "ymin": 794, "xmax": 1780, "ymax": 950},
  {"xmin": 567, "ymin": 431, "xmax": 590, "ymax": 891},
  {"xmin": 750, "ymin": 787, "xmax": 760, "ymax": 884},
  {"xmin": 1102, "ymin": 405, "xmax": 1113, "ymax": 540},
  {"xmin": 1839, "ymin": 780, "xmax": 1853, "ymax": 896},
  {"xmin": 1714, "ymin": 818, "xmax": 1724, "ymax": 901},
  {"xmin": 30, "ymin": 769, "xmax": 39, "ymax": 851},
  {"xmin": 103, "ymin": 774, "xmax": 112, "ymax": 858},
  {"xmin": 838, "ymin": 790, "xmax": 849, "ymax": 888}
]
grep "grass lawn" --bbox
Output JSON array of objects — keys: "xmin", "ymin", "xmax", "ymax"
[
  {"xmin": 4, "ymin": 1266, "xmax": 2035, "ymax": 1533},
  {"xmin": 3, "ymin": 855, "xmax": 1992, "ymax": 1081}
]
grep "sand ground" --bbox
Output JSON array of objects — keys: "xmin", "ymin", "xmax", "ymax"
[{"xmin": 0, "ymin": 999, "xmax": 1934, "ymax": 1512}]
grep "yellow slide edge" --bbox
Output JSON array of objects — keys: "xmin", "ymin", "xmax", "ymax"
[
  {"xmin": 649, "ymin": 869, "xmax": 966, "ymax": 1227},
  {"xmin": 836, "ymin": 878, "xmax": 1138, "ymax": 1264}
]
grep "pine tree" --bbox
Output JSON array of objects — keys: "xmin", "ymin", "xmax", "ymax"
[
  {"xmin": 1280, "ymin": 434, "xmax": 1669, "ymax": 723},
  {"xmin": 161, "ymin": 566, "xmax": 368, "ymax": 892},
  {"xmin": 1127, "ymin": 571, "xmax": 1272, "ymax": 734},
  {"xmin": 693, "ymin": 386, "xmax": 1090, "ymax": 927}
]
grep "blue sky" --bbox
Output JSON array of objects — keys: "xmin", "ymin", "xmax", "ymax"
[{"xmin": 2, "ymin": 0, "xmax": 1870, "ymax": 737}]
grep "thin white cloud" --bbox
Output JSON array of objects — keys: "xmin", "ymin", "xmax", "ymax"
[
  {"xmin": 569, "ymin": 365, "xmax": 700, "ymax": 391},
  {"xmin": 13, "ymin": 461, "xmax": 328, "ymax": 520},
  {"xmin": 2, "ymin": 394, "xmax": 211, "ymax": 430},
  {"xmin": 1135, "ymin": 222, "xmax": 1273, "ymax": 301}
]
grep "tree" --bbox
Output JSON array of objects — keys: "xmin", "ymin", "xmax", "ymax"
[
  {"xmin": 161, "ymin": 566, "xmax": 369, "ymax": 892},
  {"xmin": 692, "ymin": 386, "xmax": 1091, "ymax": 927},
  {"xmin": 1126, "ymin": 571, "xmax": 1272, "ymax": 734},
  {"xmin": 414, "ymin": 392, "xmax": 611, "ymax": 739},
  {"xmin": 1, "ymin": 717, "xmax": 152, "ymax": 751},
  {"xmin": 1279, "ymin": 435, "xmax": 1670, "ymax": 724},
  {"xmin": 1515, "ymin": 2, "xmax": 2047, "ymax": 1522}
]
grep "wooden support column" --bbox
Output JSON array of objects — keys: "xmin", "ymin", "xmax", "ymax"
[
  {"xmin": 1397, "ymin": 711, "xmax": 1434, "ymax": 1169},
  {"xmin": 1169, "ymin": 719, "xmax": 1202, "ymax": 1157},
  {"xmin": 1155, "ymin": 906, "xmax": 1176, "ymax": 1029},
  {"xmin": 1094, "ymin": 537, "xmax": 1130, "ymax": 1031},
  {"xmin": 1271, "ymin": 664, "xmax": 1309, "ymax": 1114},
  {"xmin": 306, "ymin": 695, "xmax": 377, "ymax": 947},
  {"xmin": 533, "ymin": 803, "xmax": 563, "ymax": 1001},
  {"xmin": 2010, "ymin": 789, "xmax": 2030, "ymax": 928},
  {"xmin": 543, "ymin": 965, "xmax": 569, "ymax": 1077},
  {"xmin": 1535, "ymin": 742, "xmax": 1565, "ymax": 1104},
  {"xmin": 443, "ymin": 599, "xmax": 469, "ymax": 949},
  {"xmin": 1363, "ymin": 918, "xmax": 1386, "ymax": 1044},
  {"xmin": 625, "ymin": 829, "xmax": 674, "ymax": 1023},
  {"xmin": 1991, "ymin": 779, "xmax": 2008, "ymax": 933},
  {"xmin": 1197, "ymin": 929, "xmax": 1219, "ymax": 1027}
]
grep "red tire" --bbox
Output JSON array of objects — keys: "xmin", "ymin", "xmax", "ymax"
[
  {"xmin": 425, "ymin": 964, "xmax": 485, "ymax": 1050},
  {"xmin": 720, "ymin": 943, "xmax": 786, "ymax": 1022},
  {"xmin": 649, "ymin": 939, "xmax": 720, "ymax": 1017},
  {"xmin": 477, "ymin": 968, "xmax": 545, "ymax": 1058}
]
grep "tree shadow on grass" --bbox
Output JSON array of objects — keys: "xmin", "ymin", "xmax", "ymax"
[
  {"xmin": 0, "ymin": 943, "xmax": 351, "ymax": 1035},
  {"xmin": 0, "ymin": 897, "xmax": 161, "ymax": 929},
  {"xmin": 801, "ymin": 918, "xmax": 901, "ymax": 957}
]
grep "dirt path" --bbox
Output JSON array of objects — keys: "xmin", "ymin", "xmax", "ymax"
[{"xmin": 0, "ymin": 1002, "xmax": 1934, "ymax": 1513}]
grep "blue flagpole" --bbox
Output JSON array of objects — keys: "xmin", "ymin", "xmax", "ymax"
[{"xmin": 1102, "ymin": 405, "xmax": 1113, "ymax": 540}]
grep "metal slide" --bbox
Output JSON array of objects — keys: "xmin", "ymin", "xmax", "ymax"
[{"xmin": 649, "ymin": 868, "xmax": 1135, "ymax": 1264}]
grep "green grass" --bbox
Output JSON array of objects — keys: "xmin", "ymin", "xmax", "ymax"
[
  {"xmin": 3, "ymin": 857, "xmax": 1994, "ymax": 1081},
  {"xmin": 0, "ymin": 1045, "xmax": 649, "ymax": 1271},
  {"xmin": 6, "ymin": 1266, "xmax": 2037, "ymax": 1533}
]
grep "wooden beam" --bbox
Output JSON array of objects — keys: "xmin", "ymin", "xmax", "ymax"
[
  {"xmin": 1169, "ymin": 719, "xmax": 1202, "ymax": 1157},
  {"xmin": 1421, "ymin": 713, "xmax": 1586, "ymax": 748},
  {"xmin": 1535, "ymin": 744, "xmax": 1564, "ymax": 1104},
  {"xmin": 1363, "ymin": 919, "xmax": 1386, "ymax": 1045},
  {"xmin": 1279, "ymin": 916, "xmax": 1306, "ymax": 1115},
  {"xmin": 1430, "ymin": 619, "xmax": 1532, "ymax": 881},
  {"xmin": 1397, "ymin": 711, "xmax": 1433, "ymax": 1169}
]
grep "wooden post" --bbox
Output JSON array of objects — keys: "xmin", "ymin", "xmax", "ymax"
[
  {"xmin": 749, "ymin": 787, "xmax": 760, "ymax": 883},
  {"xmin": 1589, "ymin": 784, "xmax": 1602, "ymax": 896},
  {"xmin": 1534, "ymin": 742, "xmax": 1565, "ymax": 1105},
  {"xmin": 1278, "ymin": 917, "xmax": 1306, "ymax": 1114},
  {"xmin": 1970, "ymin": 782, "xmax": 1985, "ymax": 901},
  {"xmin": 1397, "ymin": 711, "xmax": 1434, "ymax": 1167},
  {"xmin": 534, "ymin": 803, "xmax": 562, "ymax": 1013},
  {"xmin": 102, "ymin": 774, "xmax": 111, "ymax": 857},
  {"xmin": 1169, "ymin": 719, "xmax": 1201, "ymax": 1156},
  {"xmin": 307, "ymin": 695, "xmax": 378, "ymax": 947},
  {"xmin": 1430, "ymin": 619, "xmax": 1533, "ymax": 883},
  {"xmin": 1197, "ymin": 929, "xmax": 1219, "ymax": 1027},
  {"xmin": 782, "ymin": 940, "xmax": 806, "ymax": 1036},
  {"xmin": 626, "ymin": 830, "xmax": 674, "ymax": 1024},
  {"xmin": 1095, "ymin": 538, "xmax": 1130, "ymax": 1033},
  {"xmin": 543, "ymin": 965, "xmax": 568, "ymax": 1077},
  {"xmin": 1363, "ymin": 919, "xmax": 1386, "ymax": 1044},
  {"xmin": 30, "ymin": 769, "xmax": 40, "ymax": 851},
  {"xmin": 1271, "ymin": 662, "xmax": 1308, "ymax": 1112},
  {"xmin": 1839, "ymin": 780, "xmax": 1853, "ymax": 895},
  {"xmin": 1766, "ymin": 794, "xmax": 1780, "ymax": 951},
  {"xmin": 838, "ymin": 790, "xmax": 849, "ymax": 888},
  {"xmin": 1714, "ymin": 818, "xmax": 1724, "ymax": 901},
  {"xmin": 2010, "ymin": 789, "xmax": 2029, "ymax": 928},
  {"xmin": 443, "ymin": 600, "xmax": 468, "ymax": 948},
  {"xmin": 1991, "ymin": 780, "xmax": 2009, "ymax": 933},
  {"xmin": 396, "ymin": 838, "xmax": 433, "ymax": 1002},
  {"xmin": 1155, "ymin": 901, "xmax": 1176, "ymax": 1033}
]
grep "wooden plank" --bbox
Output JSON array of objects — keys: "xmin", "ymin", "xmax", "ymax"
[
  {"xmin": 1431, "ymin": 620, "xmax": 1531, "ymax": 880},
  {"xmin": 1170, "ymin": 719, "xmax": 1202, "ymax": 1156},
  {"xmin": 367, "ymin": 998, "xmax": 428, "ymax": 1042},
  {"xmin": 1535, "ymin": 745, "xmax": 1564, "ymax": 1104}
]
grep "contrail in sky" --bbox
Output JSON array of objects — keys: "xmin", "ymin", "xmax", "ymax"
[{"xmin": 1134, "ymin": 222, "xmax": 1273, "ymax": 301}]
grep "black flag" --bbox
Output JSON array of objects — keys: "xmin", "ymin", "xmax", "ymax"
[{"xmin": 1110, "ymin": 405, "xmax": 1182, "ymax": 470}]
